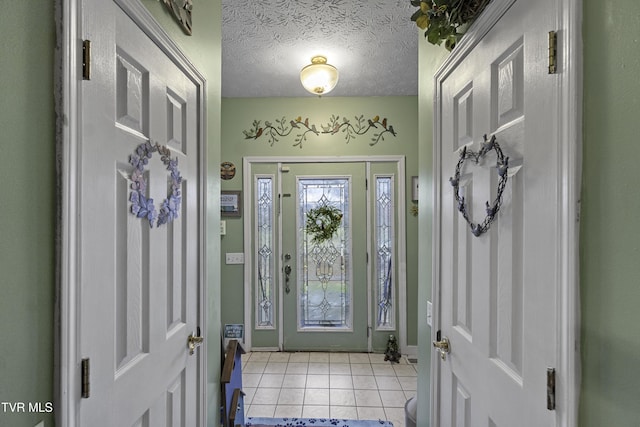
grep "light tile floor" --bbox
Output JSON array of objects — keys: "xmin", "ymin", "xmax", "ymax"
[{"xmin": 241, "ymin": 352, "xmax": 417, "ymax": 427}]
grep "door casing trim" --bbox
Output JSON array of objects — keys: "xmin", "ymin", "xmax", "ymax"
[{"xmin": 243, "ymin": 156, "xmax": 407, "ymax": 354}]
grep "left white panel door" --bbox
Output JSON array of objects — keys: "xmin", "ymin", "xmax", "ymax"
[{"xmin": 78, "ymin": 1, "xmax": 203, "ymax": 426}]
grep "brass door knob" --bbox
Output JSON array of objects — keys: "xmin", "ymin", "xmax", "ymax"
[
  {"xmin": 432, "ymin": 337, "xmax": 451, "ymax": 360},
  {"xmin": 187, "ymin": 333, "xmax": 204, "ymax": 355}
]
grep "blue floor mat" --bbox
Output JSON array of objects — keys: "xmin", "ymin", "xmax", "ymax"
[{"xmin": 246, "ymin": 417, "xmax": 394, "ymax": 427}]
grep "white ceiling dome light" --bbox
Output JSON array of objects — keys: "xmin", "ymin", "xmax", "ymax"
[{"xmin": 299, "ymin": 56, "xmax": 339, "ymax": 96}]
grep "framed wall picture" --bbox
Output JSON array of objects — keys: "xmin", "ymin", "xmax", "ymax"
[{"xmin": 221, "ymin": 191, "xmax": 242, "ymax": 217}]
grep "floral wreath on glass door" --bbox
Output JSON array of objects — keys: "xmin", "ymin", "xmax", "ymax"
[{"xmin": 305, "ymin": 205, "xmax": 343, "ymax": 244}]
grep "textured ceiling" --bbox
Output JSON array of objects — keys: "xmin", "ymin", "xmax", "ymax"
[{"xmin": 221, "ymin": 0, "xmax": 419, "ymax": 98}]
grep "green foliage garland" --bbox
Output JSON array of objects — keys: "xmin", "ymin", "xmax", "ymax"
[
  {"xmin": 410, "ymin": 0, "xmax": 491, "ymax": 51},
  {"xmin": 305, "ymin": 206, "xmax": 343, "ymax": 244}
]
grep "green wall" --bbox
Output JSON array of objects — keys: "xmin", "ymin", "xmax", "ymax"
[
  {"xmin": 220, "ymin": 96, "xmax": 420, "ymax": 349},
  {"xmin": 416, "ymin": 39, "xmax": 448, "ymax": 425},
  {"xmin": 579, "ymin": 0, "xmax": 640, "ymax": 425},
  {"xmin": 0, "ymin": 1, "xmax": 222, "ymax": 426},
  {"xmin": 0, "ymin": 3, "xmax": 56, "ymax": 427}
]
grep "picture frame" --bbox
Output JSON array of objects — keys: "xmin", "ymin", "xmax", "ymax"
[
  {"xmin": 221, "ymin": 190, "xmax": 242, "ymax": 217},
  {"xmin": 223, "ymin": 324, "xmax": 244, "ymax": 340}
]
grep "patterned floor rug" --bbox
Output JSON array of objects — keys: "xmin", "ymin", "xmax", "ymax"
[{"xmin": 246, "ymin": 418, "xmax": 394, "ymax": 427}]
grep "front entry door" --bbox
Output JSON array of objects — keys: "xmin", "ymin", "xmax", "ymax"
[
  {"xmin": 76, "ymin": 1, "xmax": 205, "ymax": 425},
  {"xmin": 249, "ymin": 160, "xmax": 402, "ymax": 353},
  {"xmin": 281, "ymin": 163, "xmax": 368, "ymax": 351},
  {"xmin": 434, "ymin": 0, "xmax": 561, "ymax": 426}
]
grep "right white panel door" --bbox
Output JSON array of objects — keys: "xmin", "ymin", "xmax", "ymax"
[{"xmin": 435, "ymin": 0, "xmax": 559, "ymax": 426}]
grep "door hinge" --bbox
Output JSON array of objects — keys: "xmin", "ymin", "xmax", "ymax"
[
  {"xmin": 547, "ymin": 367, "xmax": 556, "ymax": 410},
  {"xmin": 81, "ymin": 358, "xmax": 90, "ymax": 398},
  {"xmin": 365, "ymin": 178, "xmax": 368, "ymax": 191},
  {"xmin": 548, "ymin": 31, "xmax": 557, "ymax": 74},
  {"xmin": 82, "ymin": 40, "xmax": 91, "ymax": 80}
]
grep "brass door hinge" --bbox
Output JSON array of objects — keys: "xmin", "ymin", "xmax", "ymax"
[
  {"xmin": 81, "ymin": 358, "xmax": 90, "ymax": 398},
  {"xmin": 547, "ymin": 367, "xmax": 556, "ymax": 410},
  {"xmin": 548, "ymin": 31, "xmax": 557, "ymax": 74},
  {"xmin": 82, "ymin": 40, "xmax": 91, "ymax": 80}
]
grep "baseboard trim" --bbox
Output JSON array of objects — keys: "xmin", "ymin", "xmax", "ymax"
[
  {"xmin": 249, "ymin": 347, "xmax": 280, "ymax": 352},
  {"xmin": 404, "ymin": 345, "xmax": 418, "ymax": 358}
]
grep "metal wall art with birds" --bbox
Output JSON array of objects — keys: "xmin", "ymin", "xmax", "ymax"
[{"xmin": 242, "ymin": 114, "xmax": 397, "ymax": 148}]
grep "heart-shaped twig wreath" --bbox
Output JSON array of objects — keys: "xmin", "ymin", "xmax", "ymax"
[{"xmin": 449, "ymin": 134, "xmax": 509, "ymax": 237}]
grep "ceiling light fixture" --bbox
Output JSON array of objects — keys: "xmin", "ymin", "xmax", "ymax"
[{"xmin": 300, "ymin": 56, "xmax": 339, "ymax": 96}]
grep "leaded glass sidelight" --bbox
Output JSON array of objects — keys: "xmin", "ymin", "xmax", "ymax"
[
  {"xmin": 256, "ymin": 177, "xmax": 274, "ymax": 328},
  {"xmin": 298, "ymin": 178, "xmax": 351, "ymax": 329},
  {"xmin": 375, "ymin": 176, "xmax": 394, "ymax": 329}
]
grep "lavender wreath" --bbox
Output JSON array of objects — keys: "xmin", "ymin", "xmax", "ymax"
[{"xmin": 129, "ymin": 141, "xmax": 182, "ymax": 228}]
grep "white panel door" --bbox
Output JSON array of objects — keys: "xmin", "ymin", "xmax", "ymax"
[
  {"xmin": 434, "ymin": 0, "xmax": 559, "ymax": 426},
  {"xmin": 78, "ymin": 1, "xmax": 204, "ymax": 426}
]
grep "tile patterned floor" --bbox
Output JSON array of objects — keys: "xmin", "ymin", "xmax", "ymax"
[{"xmin": 241, "ymin": 352, "xmax": 417, "ymax": 427}]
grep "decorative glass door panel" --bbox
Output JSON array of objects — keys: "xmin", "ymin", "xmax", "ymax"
[
  {"xmin": 256, "ymin": 176, "xmax": 275, "ymax": 328},
  {"xmin": 369, "ymin": 162, "xmax": 400, "ymax": 351},
  {"xmin": 250, "ymin": 163, "xmax": 279, "ymax": 348},
  {"xmin": 374, "ymin": 176, "xmax": 394, "ymax": 328},
  {"xmin": 282, "ymin": 163, "xmax": 368, "ymax": 351},
  {"xmin": 298, "ymin": 178, "xmax": 351, "ymax": 329}
]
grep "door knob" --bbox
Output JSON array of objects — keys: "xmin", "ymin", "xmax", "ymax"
[
  {"xmin": 432, "ymin": 336, "xmax": 451, "ymax": 360},
  {"xmin": 187, "ymin": 332, "xmax": 204, "ymax": 355}
]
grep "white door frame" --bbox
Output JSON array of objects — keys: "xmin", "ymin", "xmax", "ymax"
[
  {"xmin": 430, "ymin": 0, "xmax": 582, "ymax": 425},
  {"xmin": 242, "ymin": 156, "xmax": 408, "ymax": 354},
  {"xmin": 57, "ymin": 1, "xmax": 208, "ymax": 425}
]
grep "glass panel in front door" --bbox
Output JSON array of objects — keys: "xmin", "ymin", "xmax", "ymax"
[
  {"xmin": 256, "ymin": 176, "xmax": 274, "ymax": 328},
  {"xmin": 369, "ymin": 162, "xmax": 399, "ymax": 352},
  {"xmin": 251, "ymin": 164, "xmax": 279, "ymax": 349},
  {"xmin": 297, "ymin": 178, "xmax": 351, "ymax": 329},
  {"xmin": 375, "ymin": 176, "xmax": 394, "ymax": 329}
]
